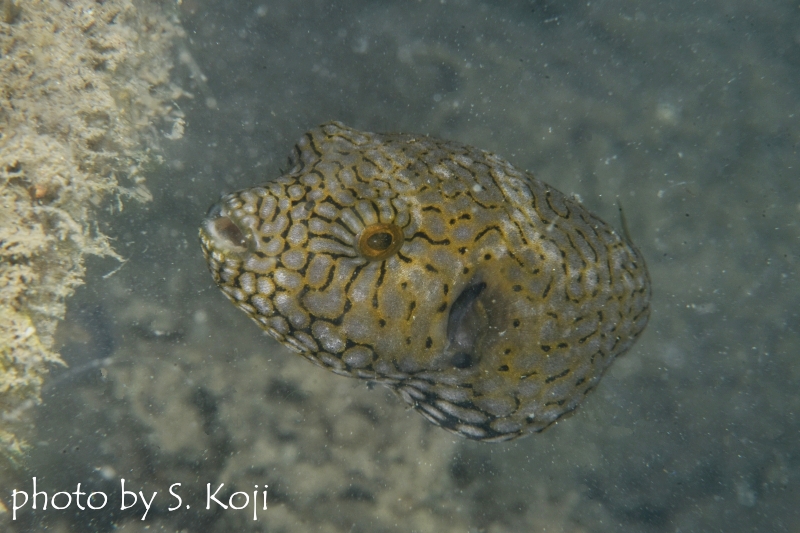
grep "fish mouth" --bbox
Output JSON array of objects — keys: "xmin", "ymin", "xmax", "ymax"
[{"xmin": 200, "ymin": 202, "xmax": 249, "ymax": 254}]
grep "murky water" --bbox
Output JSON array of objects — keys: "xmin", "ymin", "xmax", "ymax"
[{"xmin": 14, "ymin": 0, "xmax": 799, "ymax": 531}]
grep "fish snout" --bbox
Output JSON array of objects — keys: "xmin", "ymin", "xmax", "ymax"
[{"xmin": 201, "ymin": 202, "xmax": 249, "ymax": 255}]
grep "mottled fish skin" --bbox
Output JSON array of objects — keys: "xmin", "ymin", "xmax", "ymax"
[{"xmin": 200, "ymin": 122, "xmax": 651, "ymax": 442}]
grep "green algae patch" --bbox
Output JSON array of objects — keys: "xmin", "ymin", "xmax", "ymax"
[{"xmin": 0, "ymin": 0, "xmax": 186, "ymax": 470}]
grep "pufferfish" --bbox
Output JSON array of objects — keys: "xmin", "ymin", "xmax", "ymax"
[{"xmin": 200, "ymin": 122, "xmax": 650, "ymax": 442}]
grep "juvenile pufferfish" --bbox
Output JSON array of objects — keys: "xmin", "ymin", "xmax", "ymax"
[{"xmin": 200, "ymin": 122, "xmax": 651, "ymax": 442}]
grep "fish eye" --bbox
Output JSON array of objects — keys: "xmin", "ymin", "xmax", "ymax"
[
  {"xmin": 357, "ymin": 223, "xmax": 404, "ymax": 261},
  {"xmin": 366, "ymin": 231, "xmax": 393, "ymax": 251}
]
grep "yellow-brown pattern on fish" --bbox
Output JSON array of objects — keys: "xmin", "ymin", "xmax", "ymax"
[{"xmin": 200, "ymin": 122, "xmax": 651, "ymax": 442}]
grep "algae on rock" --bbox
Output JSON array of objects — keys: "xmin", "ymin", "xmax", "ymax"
[{"xmin": 0, "ymin": 0, "xmax": 186, "ymax": 468}]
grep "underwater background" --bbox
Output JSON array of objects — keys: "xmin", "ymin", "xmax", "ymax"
[{"xmin": 7, "ymin": 0, "xmax": 799, "ymax": 531}]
